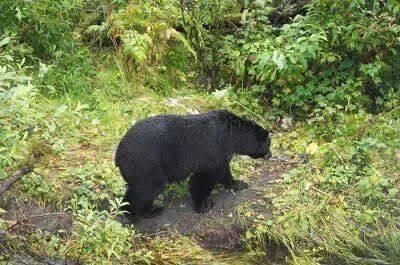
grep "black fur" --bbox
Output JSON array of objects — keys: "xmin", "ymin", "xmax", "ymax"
[{"xmin": 115, "ymin": 110, "xmax": 271, "ymax": 216}]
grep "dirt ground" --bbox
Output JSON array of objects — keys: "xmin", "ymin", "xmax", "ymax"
[
  {"xmin": 1, "ymin": 160, "xmax": 295, "ymax": 263},
  {"xmin": 122, "ymin": 161, "xmax": 295, "ymax": 252},
  {"xmin": 0, "ymin": 197, "xmax": 75, "ymax": 265}
]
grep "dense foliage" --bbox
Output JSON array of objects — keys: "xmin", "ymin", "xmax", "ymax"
[
  {"xmin": 243, "ymin": 111, "xmax": 400, "ymax": 264},
  {"xmin": 217, "ymin": 0, "xmax": 400, "ymax": 119},
  {"xmin": 1, "ymin": 0, "xmax": 399, "ymax": 264}
]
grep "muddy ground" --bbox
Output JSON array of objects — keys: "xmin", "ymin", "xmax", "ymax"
[
  {"xmin": 123, "ymin": 161, "xmax": 294, "ymax": 252},
  {"xmin": 1, "ymin": 160, "xmax": 295, "ymax": 264}
]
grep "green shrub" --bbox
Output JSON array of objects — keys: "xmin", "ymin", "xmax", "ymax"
[
  {"xmin": 68, "ymin": 198, "xmax": 138, "ymax": 264},
  {"xmin": 0, "ymin": 0, "xmax": 85, "ymax": 59},
  {"xmin": 22, "ymin": 172, "xmax": 52, "ymax": 199},
  {"xmin": 242, "ymin": 110, "xmax": 400, "ymax": 264},
  {"xmin": 220, "ymin": 0, "xmax": 400, "ymax": 118},
  {"xmin": 0, "ymin": 37, "xmax": 39, "ymax": 177}
]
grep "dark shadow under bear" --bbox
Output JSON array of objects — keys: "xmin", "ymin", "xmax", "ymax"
[{"xmin": 115, "ymin": 110, "xmax": 271, "ymax": 217}]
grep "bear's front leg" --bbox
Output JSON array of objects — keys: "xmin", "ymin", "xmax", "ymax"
[
  {"xmin": 189, "ymin": 170, "xmax": 217, "ymax": 214},
  {"xmin": 143, "ymin": 201, "xmax": 164, "ymax": 218},
  {"xmin": 218, "ymin": 163, "xmax": 249, "ymax": 191}
]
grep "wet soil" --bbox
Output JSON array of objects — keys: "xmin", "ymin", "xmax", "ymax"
[
  {"xmin": 1, "ymin": 160, "xmax": 295, "ymax": 263},
  {"xmin": 120, "ymin": 162, "xmax": 295, "ymax": 252}
]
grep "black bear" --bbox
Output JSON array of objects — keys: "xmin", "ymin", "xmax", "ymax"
[{"xmin": 115, "ymin": 110, "xmax": 271, "ymax": 217}]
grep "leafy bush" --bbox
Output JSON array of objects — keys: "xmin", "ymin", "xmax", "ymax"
[
  {"xmin": 0, "ymin": 36, "xmax": 39, "ymax": 178},
  {"xmin": 243, "ymin": 110, "xmax": 400, "ymax": 264},
  {"xmin": 0, "ymin": 34, "xmax": 92, "ymax": 180},
  {"xmin": 0, "ymin": 0, "xmax": 85, "ymax": 59},
  {"xmin": 178, "ymin": 0, "xmax": 238, "ymax": 90},
  {"xmin": 22, "ymin": 172, "xmax": 53, "ymax": 199},
  {"xmin": 106, "ymin": 0, "xmax": 194, "ymax": 93},
  {"xmin": 68, "ymin": 198, "xmax": 139, "ymax": 264},
  {"xmin": 0, "ymin": 0, "xmax": 95, "ymax": 97},
  {"xmin": 218, "ymin": 0, "xmax": 400, "ymax": 118}
]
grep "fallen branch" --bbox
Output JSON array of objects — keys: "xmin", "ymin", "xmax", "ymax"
[
  {"xmin": 0, "ymin": 166, "xmax": 33, "ymax": 195},
  {"xmin": 3, "ymin": 213, "xmax": 68, "ymax": 226}
]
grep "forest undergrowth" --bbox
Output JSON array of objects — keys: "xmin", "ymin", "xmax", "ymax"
[{"xmin": 0, "ymin": 0, "xmax": 399, "ymax": 264}]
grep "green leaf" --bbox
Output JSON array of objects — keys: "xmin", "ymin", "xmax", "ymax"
[
  {"xmin": 272, "ymin": 51, "xmax": 285, "ymax": 70},
  {"xmin": 0, "ymin": 37, "xmax": 11, "ymax": 48},
  {"xmin": 212, "ymin": 88, "xmax": 229, "ymax": 99},
  {"xmin": 304, "ymin": 181, "xmax": 312, "ymax": 191},
  {"xmin": 306, "ymin": 143, "xmax": 319, "ymax": 155},
  {"xmin": 55, "ymin": 104, "xmax": 68, "ymax": 116}
]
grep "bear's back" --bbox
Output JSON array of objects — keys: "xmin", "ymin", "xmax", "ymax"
[
  {"xmin": 115, "ymin": 115, "xmax": 171, "ymax": 167},
  {"xmin": 115, "ymin": 111, "xmax": 232, "ymax": 169}
]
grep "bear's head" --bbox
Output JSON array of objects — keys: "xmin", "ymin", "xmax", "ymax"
[
  {"xmin": 241, "ymin": 119, "xmax": 271, "ymax": 159},
  {"xmin": 226, "ymin": 112, "xmax": 271, "ymax": 159}
]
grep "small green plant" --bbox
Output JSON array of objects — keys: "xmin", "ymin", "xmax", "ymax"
[
  {"xmin": 162, "ymin": 181, "xmax": 189, "ymax": 200},
  {"xmin": 22, "ymin": 172, "xmax": 52, "ymax": 199},
  {"xmin": 66, "ymin": 163, "xmax": 125, "ymax": 207},
  {"xmin": 68, "ymin": 198, "xmax": 140, "ymax": 264}
]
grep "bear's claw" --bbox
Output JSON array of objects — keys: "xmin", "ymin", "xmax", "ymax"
[
  {"xmin": 143, "ymin": 205, "xmax": 164, "ymax": 218},
  {"xmin": 198, "ymin": 199, "xmax": 214, "ymax": 214},
  {"xmin": 229, "ymin": 180, "xmax": 249, "ymax": 191}
]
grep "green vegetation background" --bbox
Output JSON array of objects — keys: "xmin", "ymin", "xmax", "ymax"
[{"xmin": 0, "ymin": 0, "xmax": 399, "ymax": 264}]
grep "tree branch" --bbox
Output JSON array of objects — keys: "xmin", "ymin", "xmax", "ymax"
[{"xmin": 0, "ymin": 166, "xmax": 33, "ymax": 195}]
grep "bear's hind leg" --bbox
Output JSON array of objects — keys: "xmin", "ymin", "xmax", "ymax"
[
  {"xmin": 122, "ymin": 186, "xmax": 137, "ymax": 215},
  {"xmin": 122, "ymin": 185, "xmax": 163, "ymax": 217},
  {"xmin": 190, "ymin": 171, "xmax": 217, "ymax": 214}
]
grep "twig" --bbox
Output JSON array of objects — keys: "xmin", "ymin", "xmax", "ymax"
[
  {"xmin": 0, "ymin": 166, "xmax": 33, "ymax": 195},
  {"xmin": 74, "ymin": 7, "xmax": 99, "ymax": 12},
  {"xmin": 235, "ymin": 101, "xmax": 269, "ymax": 125},
  {"xmin": 378, "ymin": 105, "xmax": 400, "ymax": 120},
  {"xmin": 311, "ymin": 186, "xmax": 333, "ymax": 199},
  {"xmin": 25, "ymin": 212, "xmax": 69, "ymax": 220},
  {"xmin": 226, "ymin": 20, "xmax": 239, "ymax": 29},
  {"xmin": 146, "ymin": 230, "xmax": 172, "ymax": 237},
  {"xmin": 266, "ymin": 156, "xmax": 303, "ymax": 164},
  {"xmin": 354, "ymin": 257, "xmax": 391, "ymax": 265},
  {"xmin": 327, "ymin": 147, "xmax": 346, "ymax": 166}
]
